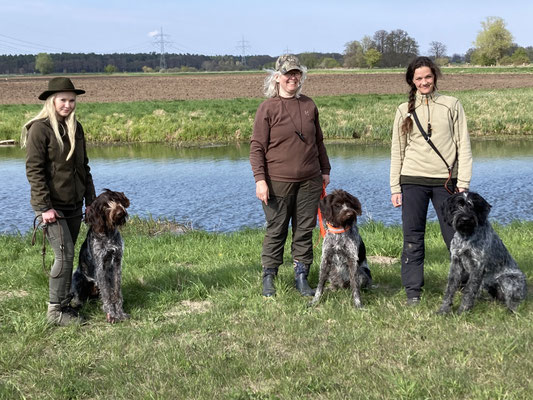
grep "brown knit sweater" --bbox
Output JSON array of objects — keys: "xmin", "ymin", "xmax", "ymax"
[{"xmin": 250, "ymin": 95, "xmax": 331, "ymax": 182}]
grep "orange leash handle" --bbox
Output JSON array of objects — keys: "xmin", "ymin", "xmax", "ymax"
[{"xmin": 316, "ymin": 183, "xmax": 327, "ymax": 240}]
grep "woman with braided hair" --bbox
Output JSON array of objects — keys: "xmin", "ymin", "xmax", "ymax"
[{"xmin": 390, "ymin": 56, "xmax": 472, "ymax": 306}]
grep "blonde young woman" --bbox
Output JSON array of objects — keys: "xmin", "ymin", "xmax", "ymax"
[
  {"xmin": 390, "ymin": 56, "xmax": 472, "ymax": 305},
  {"xmin": 22, "ymin": 77, "xmax": 95, "ymax": 325},
  {"xmin": 250, "ymin": 54, "xmax": 331, "ymax": 297}
]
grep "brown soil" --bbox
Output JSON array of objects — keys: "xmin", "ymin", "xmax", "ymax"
[{"xmin": 1, "ymin": 73, "xmax": 533, "ymax": 104}]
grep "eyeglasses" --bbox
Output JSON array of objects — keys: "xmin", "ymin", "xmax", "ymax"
[{"xmin": 284, "ymin": 70, "xmax": 301, "ymax": 77}]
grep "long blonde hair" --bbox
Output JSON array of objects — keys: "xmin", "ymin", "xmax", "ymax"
[
  {"xmin": 263, "ymin": 67, "xmax": 308, "ymax": 98},
  {"xmin": 21, "ymin": 93, "xmax": 78, "ymax": 160}
]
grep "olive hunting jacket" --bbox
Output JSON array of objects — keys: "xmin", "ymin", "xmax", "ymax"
[{"xmin": 25, "ymin": 118, "xmax": 95, "ymax": 213}]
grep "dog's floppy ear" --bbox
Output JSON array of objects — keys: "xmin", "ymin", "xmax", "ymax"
[
  {"xmin": 119, "ymin": 191, "xmax": 130, "ymax": 208},
  {"xmin": 471, "ymin": 192, "xmax": 491, "ymax": 221},
  {"xmin": 84, "ymin": 195, "xmax": 107, "ymax": 233},
  {"xmin": 441, "ymin": 193, "xmax": 459, "ymax": 225},
  {"xmin": 319, "ymin": 194, "xmax": 333, "ymax": 222},
  {"xmin": 345, "ymin": 192, "xmax": 362, "ymax": 216}
]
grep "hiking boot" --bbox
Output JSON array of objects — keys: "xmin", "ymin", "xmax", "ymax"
[
  {"xmin": 294, "ymin": 260, "xmax": 315, "ymax": 297},
  {"xmin": 47, "ymin": 303, "xmax": 85, "ymax": 326},
  {"xmin": 262, "ymin": 274, "xmax": 276, "ymax": 297}
]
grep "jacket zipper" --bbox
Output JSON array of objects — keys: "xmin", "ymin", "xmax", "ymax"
[{"xmin": 426, "ymin": 97, "xmax": 432, "ymax": 136}]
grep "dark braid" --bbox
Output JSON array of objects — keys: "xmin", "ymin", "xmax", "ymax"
[
  {"xmin": 400, "ymin": 56, "xmax": 442, "ymax": 135},
  {"xmin": 401, "ymin": 86, "xmax": 417, "ymax": 134}
]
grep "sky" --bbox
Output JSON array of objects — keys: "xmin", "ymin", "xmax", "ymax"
[{"xmin": 1, "ymin": 0, "xmax": 532, "ymax": 58}]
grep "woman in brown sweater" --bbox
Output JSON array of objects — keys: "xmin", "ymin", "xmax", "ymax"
[{"xmin": 250, "ymin": 54, "xmax": 331, "ymax": 297}]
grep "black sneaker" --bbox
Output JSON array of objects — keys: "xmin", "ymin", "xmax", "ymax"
[{"xmin": 406, "ymin": 297, "xmax": 421, "ymax": 306}]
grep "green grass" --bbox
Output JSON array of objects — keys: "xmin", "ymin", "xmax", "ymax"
[
  {"xmin": 2, "ymin": 87, "xmax": 533, "ymax": 144},
  {"xmin": 1, "ymin": 220, "xmax": 532, "ymax": 399},
  {"xmin": 309, "ymin": 65, "xmax": 533, "ymax": 74},
  {"xmin": 2, "ymin": 65, "xmax": 531, "ymax": 79}
]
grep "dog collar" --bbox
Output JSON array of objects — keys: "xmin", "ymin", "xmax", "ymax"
[{"xmin": 326, "ymin": 223, "xmax": 351, "ymax": 234}]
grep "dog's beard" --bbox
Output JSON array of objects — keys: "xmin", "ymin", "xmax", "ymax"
[
  {"xmin": 454, "ymin": 214, "xmax": 477, "ymax": 236},
  {"xmin": 333, "ymin": 208, "xmax": 357, "ymax": 228}
]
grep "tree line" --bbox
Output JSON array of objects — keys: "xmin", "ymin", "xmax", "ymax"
[
  {"xmin": 1, "ymin": 17, "xmax": 532, "ymax": 75},
  {"xmin": 343, "ymin": 18, "xmax": 533, "ymax": 68}
]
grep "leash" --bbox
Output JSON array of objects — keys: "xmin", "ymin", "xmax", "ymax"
[
  {"xmin": 31, "ymin": 213, "xmax": 84, "ymax": 278},
  {"xmin": 314, "ymin": 183, "xmax": 328, "ymax": 247},
  {"xmin": 411, "ymin": 110, "xmax": 458, "ymax": 195}
]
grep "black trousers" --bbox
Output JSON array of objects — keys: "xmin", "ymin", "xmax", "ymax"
[{"xmin": 401, "ymin": 184, "xmax": 455, "ymax": 298}]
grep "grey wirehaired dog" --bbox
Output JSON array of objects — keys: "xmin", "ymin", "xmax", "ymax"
[
  {"xmin": 71, "ymin": 189, "xmax": 131, "ymax": 323},
  {"xmin": 309, "ymin": 189, "xmax": 372, "ymax": 308},
  {"xmin": 437, "ymin": 192, "xmax": 527, "ymax": 314}
]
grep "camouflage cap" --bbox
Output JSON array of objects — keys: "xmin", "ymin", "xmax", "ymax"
[{"xmin": 275, "ymin": 54, "xmax": 303, "ymax": 74}]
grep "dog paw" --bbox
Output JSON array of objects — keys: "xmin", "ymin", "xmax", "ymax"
[
  {"xmin": 106, "ymin": 313, "xmax": 118, "ymax": 324},
  {"xmin": 436, "ymin": 307, "xmax": 451, "ymax": 315},
  {"xmin": 307, "ymin": 300, "xmax": 319, "ymax": 308},
  {"xmin": 456, "ymin": 305, "xmax": 472, "ymax": 315},
  {"xmin": 106, "ymin": 309, "xmax": 130, "ymax": 323},
  {"xmin": 353, "ymin": 300, "xmax": 363, "ymax": 309}
]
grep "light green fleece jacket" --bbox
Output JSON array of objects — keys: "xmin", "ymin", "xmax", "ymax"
[{"xmin": 390, "ymin": 91, "xmax": 472, "ymax": 194}]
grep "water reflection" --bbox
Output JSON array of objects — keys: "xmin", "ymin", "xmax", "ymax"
[{"xmin": 1, "ymin": 141, "xmax": 532, "ymax": 233}]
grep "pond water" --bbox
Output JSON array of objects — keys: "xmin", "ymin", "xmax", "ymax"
[{"xmin": 1, "ymin": 141, "xmax": 532, "ymax": 234}]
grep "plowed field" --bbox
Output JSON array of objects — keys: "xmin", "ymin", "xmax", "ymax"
[{"xmin": 1, "ymin": 73, "xmax": 533, "ymax": 104}]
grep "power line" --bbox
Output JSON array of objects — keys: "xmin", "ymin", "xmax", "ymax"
[
  {"xmin": 0, "ymin": 33, "xmax": 65, "ymax": 54},
  {"xmin": 236, "ymin": 35, "xmax": 250, "ymax": 66},
  {"xmin": 110, "ymin": 41, "xmax": 156, "ymax": 54},
  {"xmin": 152, "ymin": 27, "xmax": 171, "ymax": 70}
]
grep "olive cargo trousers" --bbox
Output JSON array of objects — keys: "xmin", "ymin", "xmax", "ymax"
[{"xmin": 261, "ymin": 176, "xmax": 323, "ymax": 273}]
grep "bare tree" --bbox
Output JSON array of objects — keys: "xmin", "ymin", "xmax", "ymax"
[
  {"xmin": 343, "ymin": 40, "xmax": 365, "ymax": 68},
  {"xmin": 429, "ymin": 41, "xmax": 447, "ymax": 59},
  {"xmin": 360, "ymin": 35, "xmax": 375, "ymax": 53},
  {"xmin": 375, "ymin": 29, "xmax": 418, "ymax": 67},
  {"xmin": 373, "ymin": 30, "xmax": 388, "ymax": 54}
]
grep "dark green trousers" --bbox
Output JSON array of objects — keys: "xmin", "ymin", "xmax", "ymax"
[
  {"xmin": 37, "ymin": 208, "xmax": 83, "ymax": 303},
  {"xmin": 261, "ymin": 176, "xmax": 323, "ymax": 272}
]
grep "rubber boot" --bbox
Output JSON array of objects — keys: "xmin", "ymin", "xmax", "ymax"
[
  {"xmin": 47, "ymin": 303, "xmax": 84, "ymax": 326},
  {"xmin": 294, "ymin": 260, "xmax": 315, "ymax": 297},
  {"xmin": 262, "ymin": 268, "xmax": 277, "ymax": 297}
]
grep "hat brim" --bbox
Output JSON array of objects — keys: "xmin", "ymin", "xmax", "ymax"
[
  {"xmin": 280, "ymin": 66, "xmax": 303, "ymax": 74},
  {"xmin": 38, "ymin": 89, "xmax": 86, "ymax": 101}
]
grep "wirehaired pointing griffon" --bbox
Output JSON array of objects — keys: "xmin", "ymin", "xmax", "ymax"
[
  {"xmin": 309, "ymin": 189, "xmax": 372, "ymax": 308},
  {"xmin": 71, "ymin": 189, "xmax": 131, "ymax": 323},
  {"xmin": 437, "ymin": 192, "xmax": 527, "ymax": 314}
]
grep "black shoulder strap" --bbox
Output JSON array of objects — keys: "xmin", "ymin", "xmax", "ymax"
[{"xmin": 411, "ymin": 110, "xmax": 453, "ymax": 172}]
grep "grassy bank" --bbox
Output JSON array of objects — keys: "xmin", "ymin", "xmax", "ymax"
[
  {"xmin": 2, "ymin": 87, "xmax": 533, "ymax": 145},
  {"xmin": 1, "ymin": 220, "xmax": 532, "ymax": 399}
]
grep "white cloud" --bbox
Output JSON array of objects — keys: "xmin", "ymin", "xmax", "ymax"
[{"xmin": 148, "ymin": 31, "xmax": 159, "ymax": 38}]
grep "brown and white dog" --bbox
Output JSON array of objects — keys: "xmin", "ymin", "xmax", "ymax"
[
  {"xmin": 309, "ymin": 189, "xmax": 372, "ymax": 308},
  {"xmin": 71, "ymin": 189, "xmax": 130, "ymax": 323}
]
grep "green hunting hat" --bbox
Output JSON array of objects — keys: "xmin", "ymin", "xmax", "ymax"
[
  {"xmin": 38, "ymin": 77, "xmax": 86, "ymax": 100},
  {"xmin": 275, "ymin": 54, "xmax": 303, "ymax": 74}
]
